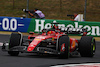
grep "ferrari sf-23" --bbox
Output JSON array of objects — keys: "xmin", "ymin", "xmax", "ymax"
[{"xmin": 2, "ymin": 22, "xmax": 96, "ymax": 59}]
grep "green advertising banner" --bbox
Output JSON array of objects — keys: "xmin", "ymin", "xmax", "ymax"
[{"xmin": 28, "ymin": 18, "xmax": 100, "ymax": 37}]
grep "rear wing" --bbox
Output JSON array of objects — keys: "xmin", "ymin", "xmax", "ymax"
[{"xmin": 60, "ymin": 27, "xmax": 87, "ymax": 34}]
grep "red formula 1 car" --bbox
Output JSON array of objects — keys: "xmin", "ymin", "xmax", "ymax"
[{"xmin": 2, "ymin": 22, "xmax": 96, "ymax": 59}]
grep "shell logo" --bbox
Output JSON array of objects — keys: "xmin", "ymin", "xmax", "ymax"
[{"xmin": 71, "ymin": 40, "xmax": 76, "ymax": 49}]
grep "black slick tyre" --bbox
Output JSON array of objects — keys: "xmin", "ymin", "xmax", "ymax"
[
  {"xmin": 58, "ymin": 35, "xmax": 70, "ymax": 59},
  {"xmin": 8, "ymin": 33, "xmax": 22, "ymax": 56},
  {"xmin": 79, "ymin": 36, "xmax": 96, "ymax": 57}
]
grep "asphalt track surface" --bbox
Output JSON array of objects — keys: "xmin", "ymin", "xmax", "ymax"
[{"xmin": 0, "ymin": 34, "xmax": 100, "ymax": 67}]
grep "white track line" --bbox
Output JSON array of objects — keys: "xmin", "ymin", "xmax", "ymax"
[
  {"xmin": 51, "ymin": 63, "xmax": 100, "ymax": 67},
  {"xmin": 0, "ymin": 42, "xmax": 3, "ymax": 46}
]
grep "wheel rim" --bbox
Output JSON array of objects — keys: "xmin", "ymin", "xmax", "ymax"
[{"xmin": 92, "ymin": 38, "xmax": 96, "ymax": 54}]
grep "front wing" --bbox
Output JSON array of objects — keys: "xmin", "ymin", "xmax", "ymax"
[{"xmin": 2, "ymin": 42, "xmax": 59, "ymax": 55}]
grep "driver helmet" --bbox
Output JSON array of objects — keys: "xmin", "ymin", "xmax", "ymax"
[{"xmin": 47, "ymin": 31, "xmax": 56, "ymax": 36}]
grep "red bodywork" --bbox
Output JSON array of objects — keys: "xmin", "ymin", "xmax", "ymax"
[{"xmin": 27, "ymin": 30, "xmax": 78, "ymax": 53}]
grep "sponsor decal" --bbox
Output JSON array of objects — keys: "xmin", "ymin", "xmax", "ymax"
[
  {"xmin": 61, "ymin": 43, "xmax": 65, "ymax": 52},
  {"xmin": 35, "ymin": 39, "xmax": 41, "ymax": 41},
  {"xmin": 71, "ymin": 39, "xmax": 76, "ymax": 49}
]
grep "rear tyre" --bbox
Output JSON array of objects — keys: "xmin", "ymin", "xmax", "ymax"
[
  {"xmin": 58, "ymin": 35, "xmax": 70, "ymax": 59},
  {"xmin": 79, "ymin": 36, "xmax": 96, "ymax": 57},
  {"xmin": 8, "ymin": 33, "xmax": 22, "ymax": 56}
]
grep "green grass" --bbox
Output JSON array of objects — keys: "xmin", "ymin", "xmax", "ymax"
[{"xmin": 0, "ymin": 0, "xmax": 100, "ymax": 21}]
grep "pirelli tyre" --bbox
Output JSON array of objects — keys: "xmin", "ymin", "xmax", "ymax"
[
  {"xmin": 79, "ymin": 36, "xmax": 96, "ymax": 57},
  {"xmin": 58, "ymin": 35, "xmax": 70, "ymax": 59},
  {"xmin": 8, "ymin": 33, "xmax": 22, "ymax": 56}
]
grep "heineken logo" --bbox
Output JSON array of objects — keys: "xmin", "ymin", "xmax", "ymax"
[{"xmin": 34, "ymin": 19, "xmax": 100, "ymax": 36}]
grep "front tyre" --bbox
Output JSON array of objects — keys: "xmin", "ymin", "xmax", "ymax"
[
  {"xmin": 8, "ymin": 33, "xmax": 22, "ymax": 56},
  {"xmin": 79, "ymin": 36, "xmax": 96, "ymax": 57},
  {"xmin": 58, "ymin": 35, "xmax": 70, "ymax": 59}
]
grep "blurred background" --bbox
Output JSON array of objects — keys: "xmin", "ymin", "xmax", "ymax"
[{"xmin": 0, "ymin": 0, "xmax": 100, "ymax": 21}]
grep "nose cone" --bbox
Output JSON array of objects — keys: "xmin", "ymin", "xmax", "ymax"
[
  {"xmin": 27, "ymin": 39, "xmax": 41, "ymax": 52},
  {"xmin": 27, "ymin": 36, "xmax": 45, "ymax": 52},
  {"xmin": 27, "ymin": 47, "xmax": 34, "ymax": 52},
  {"xmin": 27, "ymin": 36, "xmax": 53, "ymax": 52}
]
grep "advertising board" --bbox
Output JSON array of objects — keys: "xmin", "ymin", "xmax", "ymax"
[
  {"xmin": 0, "ymin": 16, "xmax": 100, "ymax": 37},
  {"xmin": 0, "ymin": 16, "xmax": 31, "ymax": 32},
  {"xmin": 28, "ymin": 19, "xmax": 100, "ymax": 37}
]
